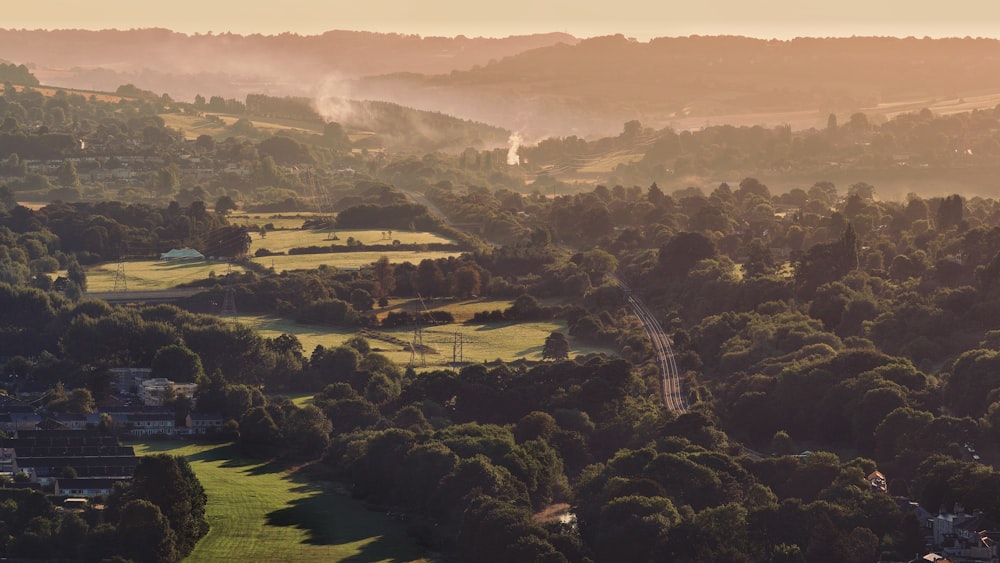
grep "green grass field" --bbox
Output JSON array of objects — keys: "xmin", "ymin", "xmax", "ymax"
[
  {"xmin": 85, "ymin": 260, "xmax": 246, "ymax": 292},
  {"xmin": 243, "ymin": 304, "xmax": 615, "ymax": 368},
  {"xmin": 252, "ymin": 250, "xmax": 462, "ymax": 273},
  {"xmin": 132, "ymin": 441, "xmax": 429, "ymax": 563},
  {"xmin": 249, "ymin": 227, "xmax": 457, "ymax": 255},
  {"xmin": 83, "ymin": 228, "xmax": 463, "ymax": 290},
  {"xmin": 159, "ymin": 112, "xmax": 321, "ymax": 140}
]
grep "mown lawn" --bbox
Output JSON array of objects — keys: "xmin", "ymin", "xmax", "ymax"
[{"xmin": 132, "ymin": 441, "xmax": 429, "ymax": 563}]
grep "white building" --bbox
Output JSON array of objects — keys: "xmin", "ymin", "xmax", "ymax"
[{"xmin": 138, "ymin": 378, "xmax": 197, "ymax": 407}]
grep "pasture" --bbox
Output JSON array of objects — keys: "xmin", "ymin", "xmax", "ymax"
[
  {"xmin": 132, "ymin": 442, "xmax": 428, "ymax": 563},
  {"xmin": 158, "ymin": 112, "xmax": 322, "ymax": 140},
  {"xmin": 82, "ymin": 227, "xmax": 464, "ymax": 290},
  {"xmin": 248, "ymin": 226, "xmax": 458, "ymax": 255},
  {"xmin": 84, "ymin": 259, "xmax": 244, "ymax": 292},
  {"xmin": 243, "ymin": 296, "xmax": 615, "ymax": 367},
  {"xmin": 252, "ymin": 250, "xmax": 462, "ymax": 273}
]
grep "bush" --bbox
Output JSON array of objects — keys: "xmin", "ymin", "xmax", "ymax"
[
  {"xmin": 383, "ymin": 311, "xmax": 415, "ymax": 328},
  {"xmin": 420, "ymin": 311, "xmax": 454, "ymax": 325},
  {"xmin": 295, "ymin": 298, "xmax": 358, "ymax": 325},
  {"xmin": 470, "ymin": 310, "xmax": 506, "ymax": 324}
]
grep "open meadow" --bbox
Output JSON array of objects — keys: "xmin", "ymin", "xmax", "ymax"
[
  {"xmin": 132, "ymin": 441, "xmax": 429, "ymax": 563},
  {"xmin": 82, "ymin": 226, "xmax": 464, "ymax": 290},
  {"xmin": 252, "ymin": 250, "xmax": 462, "ymax": 272},
  {"xmin": 247, "ymin": 226, "xmax": 458, "ymax": 255},
  {"xmin": 158, "ymin": 112, "xmax": 322, "ymax": 140},
  {"xmin": 243, "ymin": 297, "xmax": 617, "ymax": 367},
  {"xmin": 84, "ymin": 259, "xmax": 246, "ymax": 292}
]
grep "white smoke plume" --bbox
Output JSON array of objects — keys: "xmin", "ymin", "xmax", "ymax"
[
  {"xmin": 507, "ymin": 132, "xmax": 523, "ymax": 165},
  {"xmin": 313, "ymin": 74, "xmax": 354, "ymax": 123}
]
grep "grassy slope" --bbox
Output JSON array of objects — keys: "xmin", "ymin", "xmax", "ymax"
[
  {"xmin": 250, "ymin": 227, "xmax": 457, "ymax": 255},
  {"xmin": 158, "ymin": 113, "xmax": 321, "ymax": 140},
  {"xmin": 254, "ymin": 250, "xmax": 462, "ymax": 273},
  {"xmin": 83, "ymin": 228, "xmax": 462, "ymax": 291},
  {"xmin": 85, "ymin": 260, "xmax": 246, "ymax": 292},
  {"xmin": 133, "ymin": 441, "xmax": 428, "ymax": 563},
  {"xmin": 244, "ymin": 297, "xmax": 616, "ymax": 367}
]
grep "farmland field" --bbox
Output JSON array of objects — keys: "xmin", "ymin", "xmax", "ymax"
[
  {"xmin": 132, "ymin": 441, "xmax": 429, "ymax": 563},
  {"xmin": 252, "ymin": 250, "xmax": 462, "ymax": 272},
  {"xmin": 158, "ymin": 112, "xmax": 322, "ymax": 140},
  {"xmin": 82, "ymin": 226, "xmax": 464, "ymax": 290},
  {"xmin": 84, "ymin": 259, "xmax": 245, "ymax": 292},
  {"xmin": 247, "ymin": 226, "xmax": 458, "ymax": 255},
  {"xmin": 158, "ymin": 113, "xmax": 229, "ymax": 140},
  {"xmin": 243, "ymin": 306, "xmax": 615, "ymax": 367}
]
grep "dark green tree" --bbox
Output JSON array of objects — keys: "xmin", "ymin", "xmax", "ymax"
[
  {"xmin": 542, "ymin": 331, "xmax": 570, "ymax": 361},
  {"xmin": 150, "ymin": 344, "xmax": 205, "ymax": 383},
  {"xmin": 116, "ymin": 499, "xmax": 178, "ymax": 563}
]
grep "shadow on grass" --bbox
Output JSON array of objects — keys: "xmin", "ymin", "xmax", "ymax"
[
  {"xmin": 515, "ymin": 345, "xmax": 543, "ymax": 357},
  {"xmin": 187, "ymin": 443, "xmax": 243, "ymax": 463},
  {"xmin": 265, "ymin": 488, "xmax": 423, "ymax": 562},
  {"xmin": 214, "ymin": 452, "xmax": 295, "ymax": 476},
  {"xmin": 472, "ymin": 322, "xmax": 513, "ymax": 331},
  {"xmin": 131, "ymin": 440, "xmax": 188, "ymax": 453},
  {"xmin": 153, "ymin": 260, "xmax": 223, "ymax": 272}
]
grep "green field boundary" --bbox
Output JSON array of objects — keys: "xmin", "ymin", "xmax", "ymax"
[{"xmin": 132, "ymin": 441, "xmax": 430, "ymax": 563}]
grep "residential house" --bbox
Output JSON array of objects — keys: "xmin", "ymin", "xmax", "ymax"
[
  {"xmin": 0, "ymin": 412, "xmax": 42, "ymax": 434},
  {"xmin": 47, "ymin": 413, "xmax": 102, "ymax": 431},
  {"xmin": 3, "ymin": 430, "xmax": 138, "ymax": 486},
  {"xmin": 868, "ymin": 470, "xmax": 888, "ymax": 493},
  {"xmin": 114, "ymin": 412, "xmax": 188, "ymax": 437},
  {"xmin": 931, "ymin": 503, "xmax": 1000, "ymax": 561},
  {"xmin": 189, "ymin": 413, "xmax": 225, "ymax": 435},
  {"xmin": 55, "ymin": 477, "xmax": 129, "ymax": 498},
  {"xmin": 109, "ymin": 367, "xmax": 152, "ymax": 394},
  {"xmin": 138, "ymin": 378, "xmax": 197, "ymax": 407}
]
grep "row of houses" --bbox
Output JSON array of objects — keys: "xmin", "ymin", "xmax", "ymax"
[
  {"xmin": 1, "ymin": 430, "xmax": 135, "ymax": 497},
  {"xmin": 0, "ymin": 392, "xmax": 223, "ymax": 437},
  {"xmin": 905, "ymin": 501, "xmax": 1000, "ymax": 562}
]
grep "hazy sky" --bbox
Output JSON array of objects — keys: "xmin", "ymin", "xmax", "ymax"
[{"xmin": 7, "ymin": 0, "xmax": 1000, "ymax": 40}]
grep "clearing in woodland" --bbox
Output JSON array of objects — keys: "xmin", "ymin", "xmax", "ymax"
[
  {"xmin": 243, "ymin": 297, "xmax": 616, "ymax": 367},
  {"xmin": 82, "ymin": 226, "xmax": 462, "ymax": 291},
  {"xmin": 132, "ymin": 441, "xmax": 429, "ymax": 563}
]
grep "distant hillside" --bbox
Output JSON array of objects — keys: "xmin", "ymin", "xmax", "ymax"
[
  {"xmin": 0, "ymin": 28, "xmax": 577, "ymax": 101},
  {"xmin": 353, "ymin": 35, "xmax": 1000, "ymax": 136},
  {"xmin": 10, "ymin": 32, "xmax": 1000, "ymax": 140}
]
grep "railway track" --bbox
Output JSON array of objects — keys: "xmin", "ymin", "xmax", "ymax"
[{"xmin": 615, "ymin": 277, "xmax": 689, "ymax": 414}]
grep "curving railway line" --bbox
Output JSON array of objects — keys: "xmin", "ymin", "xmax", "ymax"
[{"xmin": 615, "ymin": 277, "xmax": 689, "ymax": 414}]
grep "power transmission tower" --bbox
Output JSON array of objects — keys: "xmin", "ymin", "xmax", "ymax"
[
  {"xmin": 452, "ymin": 332, "xmax": 464, "ymax": 369},
  {"xmin": 409, "ymin": 324, "xmax": 425, "ymax": 367},
  {"xmin": 113, "ymin": 244, "xmax": 127, "ymax": 292},
  {"xmin": 220, "ymin": 262, "xmax": 238, "ymax": 324}
]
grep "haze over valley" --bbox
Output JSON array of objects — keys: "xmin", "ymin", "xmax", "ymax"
[
  {"xmin": 3, "ymin": 7, "xmax": 1000, "ymax": 563},
  {"xmin": 8, "ymin": 30, "xmax": 1000, "ymax": 138}
]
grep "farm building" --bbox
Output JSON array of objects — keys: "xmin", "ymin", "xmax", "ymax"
[{"xmin": 159, "ymin": 248, "xmax": 204, "ymax": 261}]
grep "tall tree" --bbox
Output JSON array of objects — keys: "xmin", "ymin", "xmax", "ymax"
[
  {"xmin": 117, "ymin": 500, "xmax": 178, "ymax": 563},
  {"xmin": 937, "ymin": 194, "xmax": 964, "ymax": 230},
  {"xmin": 128, "ymin": 454, "xmax": 208, "ymax": 557},
  {"xmin": 542, "ymin": 331, "xmax": 570, "ymax": 361}
]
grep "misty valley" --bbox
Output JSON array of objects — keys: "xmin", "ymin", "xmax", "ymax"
[{"xmin": 0, "ymin": 31, "xmax": 998, "ymax": 563}]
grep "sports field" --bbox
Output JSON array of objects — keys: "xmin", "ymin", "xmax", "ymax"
[{"xmin": 133, "ymin": 441, "xmax": 429, "ymax": 563}]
